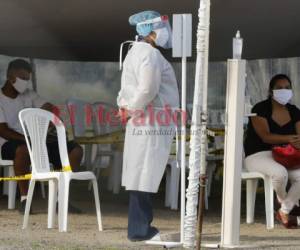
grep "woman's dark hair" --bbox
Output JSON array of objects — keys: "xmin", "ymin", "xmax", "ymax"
[{"xmin": 268, "ymin": 74, "xmax": 292, "ymax": 98}]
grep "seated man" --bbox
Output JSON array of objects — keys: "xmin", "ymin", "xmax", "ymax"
[{"xmin": 0, "ymin": 59, "xmax": 83, "ymax": 213}]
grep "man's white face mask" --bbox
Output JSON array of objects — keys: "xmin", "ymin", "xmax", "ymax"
[
  {"xmin": 13, "ymin": 77, "xmax": 30, "ymax": 93},
  {"xmin": 273, "ymin": 89, "xmax": 293, "ymax": 105},
  {"xmin": 154, "ymin": 28, "xmax": 169, "ymax": 48}
]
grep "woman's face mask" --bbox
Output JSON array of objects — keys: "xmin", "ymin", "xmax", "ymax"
[
  {"xmin": 272, "ymin": 89, "xmax": 293, "ymax": 105},
  {"xmin": 154, "ymin": 28, "xmax": 169, "ymax": 48},
  {"xmin": 13, "ymin": 77, "xmax": 30, "ymax": 93}
]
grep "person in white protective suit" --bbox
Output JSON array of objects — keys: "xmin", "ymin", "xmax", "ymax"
[{"xmin": 117, "ymin": 10, "xmax": 179, "ymax": 241}]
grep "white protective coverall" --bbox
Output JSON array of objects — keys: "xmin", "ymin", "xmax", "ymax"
[{"xmin": 117, "ymin": 41, "xmax": 179, "ymax": 193}]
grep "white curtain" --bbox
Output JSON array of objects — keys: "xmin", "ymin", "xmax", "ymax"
[
  {"xmin": 246, "ymin": 57, "xmax": 300, "ymax": 107},
  {"xmin": 175, "ymin": 57, "xmax": 300, "ymax": 126}
]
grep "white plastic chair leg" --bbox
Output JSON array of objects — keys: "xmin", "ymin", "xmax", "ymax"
[
  {"xmin": 165, "ymin": 165, "xmax": 171, "ymax": 207},
  {"xmin": 3, "ymin": 167, "xmax": 8, "ymax": 196},
  {"xmin": 92, "ymin": 179, "xmax": 103, "ymax": 231},
  {"xmin": 58, "ymin": 175, "xmax": 70, "ymax": 232},
  {"xmin": 88, "ymin": 156, "xmax": 101, "ymax": 191},
  {"xmin": 170, "ymin": 161, "xmax": 180, "ymax": 210},
  {"xmin": 96, "ymin": 167, "xmax": 101, "ymax": 183},
  {"xmin": 88, "ymin": 166, "xmax": 102, "ymax": 191},
  {"xmin": 111, "ymin": 151, "xmax": 122, "ymax": 194},
  {"xmin": 207, "ymin": 162, "xmax": 217, "ymax": 197},
  {"xmin": 205, "ymin": 186, "xmax": 209, "ymax": 210},
  {"xmin": 107, "ymin": 171, "xmax": 113, "ymax": 192},
  {"xmin": 84, "ymin": 145, "xmax": 93, "ymax": 170},
  {"xmin": 8, "ymin": 166, "xmax": 17, "ymax": 209},
  {"xmin": 48, "ymin": 180, "xmax": 58, "ymax": 229},
  {"xmin": 205, "ymin": 162, "xmax": 217, "ymax": 210},
  {"xmin": 22, "ymin": 180, "xmax": 36, "ymax": 229},
  {"xmin": 264, "ymin": 177, "xmax": 274, "ymax": 229},
  {"xmin": 107, "ymin": 152, "xmax": 122, "ymax": 194},
  {"xmin": 246, "ymin": 179, "xmax": 258, "ymax": 224},
  {"xmin": 41, "ymin": 182, "xmax": 46, "ymax": 199}
]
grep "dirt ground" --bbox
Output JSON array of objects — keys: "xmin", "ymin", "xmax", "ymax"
[{"xmin": 0, "ymin": 180, "xmax": 299, "ymax": 250}]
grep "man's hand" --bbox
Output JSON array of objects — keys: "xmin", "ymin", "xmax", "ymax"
[
  {"xmin": 41, "ymin": 102, "xmax": 56, "ymax": 113},
  {"xmin": 289, "ymin": 135, "xmax": 300, "ymax": 150},
  {"xmin": 117, "ymin": 108, "xmax": 131, "ymax": 124}
]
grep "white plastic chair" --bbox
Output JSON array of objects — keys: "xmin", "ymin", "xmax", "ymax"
[
  {"xmin": 0, "ymin": 159, "xmax": 17, "ymax": 209},
  {"xmin": 241, "ymin": 107, "xmax": 274, "ymax": 228},
  {"xmin": 19, "ymin": 108, "xmax": 102, "ymax": 232},
  {"xmin": 90, "ymin": 102, "xmax": 123, "ymax": 194},
  {"xmin": 165, "ymin": 158, "xmax": 180, "ymax": 210},
  {"xmin": 242, "ymin": 168, "xmax": 274, "ymax": 229}
]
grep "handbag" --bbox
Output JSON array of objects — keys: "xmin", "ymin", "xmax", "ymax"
[{"xmin": 272, "ymin": 144, "xmax": 300, "ymax": 169}]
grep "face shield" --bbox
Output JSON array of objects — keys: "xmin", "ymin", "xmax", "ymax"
[{"xmin": 137, "ymin": 15, "xmax": 172, "ymax": 49}]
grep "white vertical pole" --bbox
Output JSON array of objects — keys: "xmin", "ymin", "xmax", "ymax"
[
  {"xmin": 221, "ymin": 59, "xmax": 246, "ymax": 248},
  {"xmin": 184, "ymin": 0, "xmax": 211, "ymax": 247},
  {"xmin": 146, "ymin": 13, "xmax": 191, "ymax": 248},
  {"xmin": 180, "ymin": 14, "xmax": 187, "ymax": 243},
  {"xmin": 29, "ymin": 58, "xmax": 37, "ymax": 92}
]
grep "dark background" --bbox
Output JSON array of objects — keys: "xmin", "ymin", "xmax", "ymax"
[{"xmin": 0, "ymin": 0, "xmax": 299, "ymax": 61}]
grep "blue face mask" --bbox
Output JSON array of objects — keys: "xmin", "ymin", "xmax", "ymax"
[{"xmin": 154, "ymin": 28, "xmax": 169, "ymax": 48}]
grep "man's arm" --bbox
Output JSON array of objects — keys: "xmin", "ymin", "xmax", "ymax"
[
  {"xmin": 0, "ymin": 123, "xmax": 25, "ymax": 141},
  {"xmin": 0, "ymin": 105, "xmax": 24, "ymax": 141},
  {"xmin": 40, "ymin": 103, "xmax": 59, "ymax": 136},
  {"xmin": 30, "ymin": 90, "xmax": 56, "ymax": 113}
]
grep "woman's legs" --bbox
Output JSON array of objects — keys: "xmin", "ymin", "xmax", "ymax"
[
  {"xmin": 281, "ymin": 169, "xmax": 300, "ymax": 213},
  {"xmin": 127, "ymin": 191, "xmax": 158, "ymax": 241},
  {"xmin": 245, "ymin": 151, "xmax": 288, "ymax": 202}
]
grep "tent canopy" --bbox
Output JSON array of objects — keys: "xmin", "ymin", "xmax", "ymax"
[{"xmin": 0, "ymin": 0, "xmax": 299, "ymax": 61}]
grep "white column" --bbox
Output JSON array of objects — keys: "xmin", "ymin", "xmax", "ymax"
[
  {"xmin": 184, "ymin": 0, "xmax": 210, "ymax": 247},
  {"xmin": 29, "ymin": 58, "xmax": 37, "ymax": 92},
  {"xmin": 221, "ymin": 59, "xmax": 246, "ymax": 248}
]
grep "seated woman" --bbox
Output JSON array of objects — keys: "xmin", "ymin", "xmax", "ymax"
[{"xmin": 244, "ymin": 74, "xmax": 300, "ymax": 228}]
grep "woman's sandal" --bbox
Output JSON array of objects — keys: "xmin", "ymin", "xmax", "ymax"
[{"xmin": 275, "ymin": 210, "xmax": 297, "ymax": 229}]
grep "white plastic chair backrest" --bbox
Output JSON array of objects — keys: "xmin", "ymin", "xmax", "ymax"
[
  {"xmin": 186, "ymin": 103, "xmax": 193, "ymax": 125},
  {"xmin": 67, "ymin": 98, "xmax": 91, "ymax": 137},
  {"xmin": 241, "ymin": 149, "xmax": 248, "ymax": 173},
  {"xmin": 19, "ymin": 108, "xmax": 70, "ymax": 175},
  {"xmin": 92, "ymin": 102, "xmax": 122, "ymax": 135},
  {"xmin": 214, "ymin": 135, "xmax": 224, "ymax": 150},
  {"xmin": 0, "ymin": 158, "xmax": 13, "ymax": 166}
]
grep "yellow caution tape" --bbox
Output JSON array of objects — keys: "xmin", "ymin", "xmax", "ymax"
[
  {"xmin": 0, "ymin": 165, "xmax": 73, "ymax": 181},
  {"xmin": 62, "ymin": 165, "xmax": 72, "ymax": 172},
  {"xmin": 0, "ymin": 174, "xmax": 32, "ymax": 181}
]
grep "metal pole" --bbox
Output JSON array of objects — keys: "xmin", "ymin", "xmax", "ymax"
[
  {"xmin": 196, "ymin": 175, "xmax": 206, "ymax": 250},
  {"xmin": 146, "ymin": 13, "xmax": 191, "ymax": 248},
  {"xmin": 180, "ymin": 14, "xmax": 187, "ymax": 243}
]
